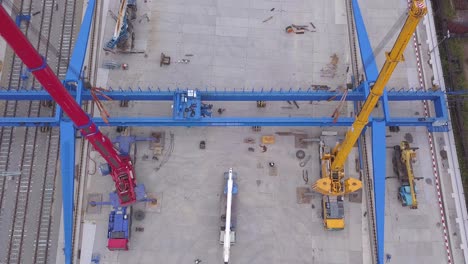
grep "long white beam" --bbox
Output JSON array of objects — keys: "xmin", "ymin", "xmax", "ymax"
[{"xmin": 223, "ymin": 168, "xmax": 234, "ymax": 264}]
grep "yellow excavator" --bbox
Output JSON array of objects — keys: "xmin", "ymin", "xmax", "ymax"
[{"xmin": 312, "ymin": 0, "xmax": 427, "ymax": 230}]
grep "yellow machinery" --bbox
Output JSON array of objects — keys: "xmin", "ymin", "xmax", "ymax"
[
  {"xmin": 393, "ymin": 141, "xmax": 418, "ymax": 209},
  {"xmin": 319, "ymin": 135, "xmax": 346, "ymax": 230},
  {"xmin": 322, "ymin": 195, "xmax": 345, "ymax": 230},
  {"xmin": 313, "ymin": 0, "xmax": 427, "ymax": 228}
]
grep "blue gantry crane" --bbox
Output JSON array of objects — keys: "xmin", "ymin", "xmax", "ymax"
[
  {"xmin": 0, "ymin": 0, "xmax": 451, "ymax": 264},
  {"xmin": 0, "ymin": 88, "xmax": 449, "ymax": 129}
]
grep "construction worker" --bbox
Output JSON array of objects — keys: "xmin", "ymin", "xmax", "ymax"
[{"xmin": 386, "ymin": 253, "xmax": 392, "ymax": 263}]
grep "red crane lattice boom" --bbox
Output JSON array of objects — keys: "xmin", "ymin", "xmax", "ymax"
[{"xmin": 0, "ymin": 6, "xmax": 137, "ymax": 206}]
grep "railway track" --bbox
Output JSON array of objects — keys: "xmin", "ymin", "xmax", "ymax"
[
  {"xmin": 7, "ymin": 102, "xmax": 40, "ymax": 263},
  {"xmin": 0, "ymin": 0, "xmax": 79, "ymax": 263},
  {"xmin": 56, "ymin": 0, "xmax": 77, "ymax": 77},
  {"xmin": 346, "ymin": 0, "xmax": 360, "ymax": 85},
  {"xmin": 360, "ymin": 132, "xmax": 378, "ymax": 264}
]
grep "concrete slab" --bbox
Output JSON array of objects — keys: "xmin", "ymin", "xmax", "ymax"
[{"xmin": 79, "ymin": 125, "xmax": 363, "ymax": 264}]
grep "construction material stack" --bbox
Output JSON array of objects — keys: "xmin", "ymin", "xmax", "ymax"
[{"xmin": 392, "ymin": 141, "xmax": 418, "ymax": 209}]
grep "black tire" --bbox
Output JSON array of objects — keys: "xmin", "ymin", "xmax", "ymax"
[
  {"xmin": 296, "ymin": 150, "xmax": 306, "ymax": 159},
  {"xmin": 134, "ymin": 210, "xmax": 145, "ymax": 221}
]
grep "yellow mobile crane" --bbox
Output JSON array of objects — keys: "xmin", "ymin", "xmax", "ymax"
[{"xmin": 312, "ymin": 0, "xmax": 427, "ymax": 230}]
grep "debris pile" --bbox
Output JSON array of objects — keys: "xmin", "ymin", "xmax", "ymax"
[
  {"xmin": 320, "ymin": 53, "xmax": 339, "ymax": 78},
  {"xmin": 285, "ymin": 23, "xmax": 316, "ymax": 34}
]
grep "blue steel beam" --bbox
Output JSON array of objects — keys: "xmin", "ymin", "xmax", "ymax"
[
  {"xmin": 91, "ymin": 116, "xmax": 446, "ymax": 128},
  {"xmin": 352, "ymin": 0, "xmax": 395, "ymax": 139},
  {"xmin": 0, "ymin": 116, "xmax": 448, "ymax": 131},
  {"xmin": 59, "ymin": 121, "xmax": 75, "ymax": 264},
  {"xmin": 94, "ymin": 117, "xmax": 357, "ymax": 127},
  {"xmin": 352, "ymin": 0, "xmax": 379, "ymax": 82},
  {"xmin": 371, "ymin": 121, "xmax": 386, "ymax": 264},
  {"xmin": 0, "ymin": 117, "xmax": 58, "ymax": 126},
  {"xmin": 64, "ymin": 0, "xmax": 94, "ymax": 105},
  {"xmin": 352, "ymin": 0, "xmax": 392, "ymax": 125},
  {"xmin": 0, "ymin": 88, "xmax": 450, "ymax": 129},
  {"xmin": 351, "ymin": 0, "xmax": 389, "ymax": 263},
  {"xmin": 0, "ymin": 88, "xmax": 449, "ymax": 101},
  {"xmin": 60, "ymin": 1, "xmax": 96, "ymax": 264},
  {"xmin": 382, "ymin": 89, "xmax": 391, "ymax": 123},
  {"xmin": 352, "ymin": 0, "xmax": 393, "ymax": 262}
]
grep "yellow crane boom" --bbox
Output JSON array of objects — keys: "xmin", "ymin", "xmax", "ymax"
[{"xmin": 313, "ymin": 0, "xmax": 427, "ymax": 196}]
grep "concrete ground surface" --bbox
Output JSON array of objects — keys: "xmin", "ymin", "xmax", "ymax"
[
  {"xmin": 98, "ymin": 0, "xmax": 350, "ymax": 90},
  {"xmin": 72, "ymin": 0, "xmax": 465, "ymax": 264},
  {"xmin": 381, "ymin": 126, "xmax": 448, "ymax": 264},
  {"xmin": 83, "ymin": 126, "xmax": 363, "ymax": 264}
]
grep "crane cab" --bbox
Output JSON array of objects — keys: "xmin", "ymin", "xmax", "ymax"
[
  {"xmin": 398, "ymin": 185, "xmax": 416, "ymax": 207},
  {"xmin": 107, "ymin": 207, "xmax": 132, "ymax": 251},
  {"xmin": 322, "ymin": 195, "xmax": 345, "ymax": 230}
]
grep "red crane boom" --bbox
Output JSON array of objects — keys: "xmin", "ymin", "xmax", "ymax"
[{"xmin": 0, "ymin": 6, "xmax": 137, "ymax": 206}]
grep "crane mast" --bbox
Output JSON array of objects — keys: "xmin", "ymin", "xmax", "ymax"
[
  {"xmin": 313, "ymin": 0, "xmax": 427, "ymax": 196},
  {"xmin": 0, "ymin": 6, "xmax": 138, "ymax": 206}
]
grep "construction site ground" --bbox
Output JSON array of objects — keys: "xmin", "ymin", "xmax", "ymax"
[{"xmin": 69, "ymin": 0, "xmax": 464, "ymax": 263}]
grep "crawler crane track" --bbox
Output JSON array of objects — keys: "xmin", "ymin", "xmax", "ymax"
[{"xmin": 0, "ymin": 0, "xmax": 79, "ymax": 263}]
